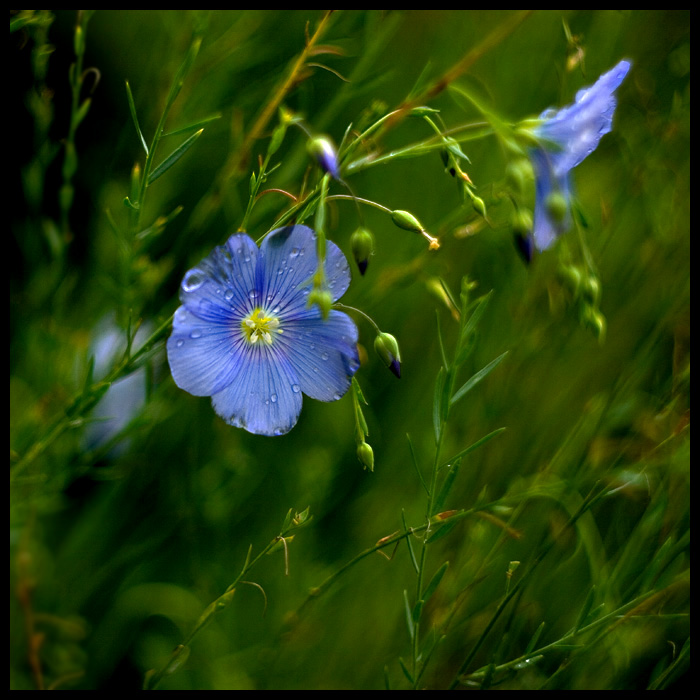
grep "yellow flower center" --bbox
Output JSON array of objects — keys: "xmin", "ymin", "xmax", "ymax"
[{"xmin": 241, "ymin": 308, "xmax": 282, "ymax": 345}]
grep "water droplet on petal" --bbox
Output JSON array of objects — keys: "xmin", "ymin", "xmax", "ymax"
[
  {"xmin": 270, "ymin": 393, "xmax": 277, "ymax": 403},
  {"xmin": 176, "ymin": 339, "xmax": 184, "ymax": 347},
  {"xmin": 183, "ymin": 269, "xmax": 205, "ymax": 292},
  {"xmin": 321, "ymin": 352, "xmax": 329, "ymax": 361},
  {"xmin": 190, "ymin": 329, "xmax": 202, "ymax": 339},
  {"xmin": 291, "ymin": 384, "xmax": 300, "ymax": 393},
  {"xmin": 249, "ymin": 289, "xmax": 259, "ymax": 300},
  {"xmin": 224, "ymin": 289, "xmax": 234, "ymax": 301},
  {"xmin": 290, "ymin": 247, "xmax": 300, "ymax": 258}
]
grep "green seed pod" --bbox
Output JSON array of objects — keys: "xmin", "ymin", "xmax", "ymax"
[{"xmin": 391, "ymin": 210, "xmax": 423, "ymax": 233}]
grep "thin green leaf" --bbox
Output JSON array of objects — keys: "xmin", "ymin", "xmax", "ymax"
[
  {"xmin": 162, "ymin": 113, "xmax": 222, "ymax": 137},
  {"xmin": 402, "ymin": 510, "xmax": 419, "ymax": 575},
  {"xmin": 440, "ymin": 427, "xmax": 506, "ymax": 469},
  {"xmin": 459, "ymin": 290, "xmax": 492, "ymax": 351},
  {"xmin": 422, "ymin": 561, "xmax": 449, "ymax": 604},
  {"xmin": 398, "ymin": 657, "xmax": 415, "ymax": 684},
  {"xmin": 432, "ymin": 458, "xmax": 461, "ymax": 516},
  {"xmin": 426, "ymin": 519, "xmax": 458, "ymax": 544},
  {"xmin": 403, "ymin": 590, "xmax": 415, "ymax": 640},
  {"xmin": 436, "ymin": 310, "xmax": 449, "ymax": 371},
  {"xmin": 524, "ymin": 621, "xmax": 545, "ymax": 655},
  {"xmin": 450, "ymin": 351, "xmax": 508, "ymax": 406},
  {"xmin": 406, "ymin": 433, "xmax": 429, "ymax": 496},
  {"xmin": 433, "ymin": 366, "xmax": 446, "ymax": 445},
  {"xmin": 148, "ymin": 128, "xmax": 204, "ymax": 185},
  {"xmin": 125, "ymin": 80, "xmax": 148, "ymax": 155}
]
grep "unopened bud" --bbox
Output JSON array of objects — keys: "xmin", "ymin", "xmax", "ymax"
[
  {"xmin": 505, "ymin": 158, "xmax": 535, "ymax": 195},
  {"xmin": 356, "ymin": 441, "xmax": 374, "ymax": 471},
  {"xmin": 512, "ymin": 209, "xmax": 533, "ymax": 237},
  {"xmin": 350, "ymin": 227, "xmax": 374, "ymax": 275},
  {"xmin": 557, "ymin": 265, "xmax": 584, "ymax": 298},
  {"xmin": 307, "ymin": 135, "xmax": 340, "ymax": 180},
  {"xmin": 374, "ymin": 332, "xmax": 401, "ymax": 379},
  {"xmin": 582, "ymin": 275, "xmax": 601, "ymax": 307},
  {"xmin": 472, "ymin": 196, "xmax": 487, "ymax": 218},
  {"xmin": 514, "ymin": 233, "xmax": 534, "ymax": 264}
]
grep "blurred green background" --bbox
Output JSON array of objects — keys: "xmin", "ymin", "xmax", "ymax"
[{"xmin": 10, "ymin": 10, "xmax": 689, "ymax": 690}]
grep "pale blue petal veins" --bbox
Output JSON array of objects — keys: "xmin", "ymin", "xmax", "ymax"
[
  {"xmin": 167, "ymin": 306, "xmax": 246, "ymax": 396},
  {"xmin": 280, "ymin": 310, "xmax": 360, "ymax": 402},
  {"xmin": 167, "ymin": 225, "xmax": 359, "ymax": 436},
  {"xmin": 178, "ymin": 233, "xmax": 259, "ymax": 323},
  {"xmin": 257, "ymin": 224, "xmax": 352, "ymax": 318},
  {"xmin": 211, "ymin": 344, "xmax": 302, "ymax": 436}
]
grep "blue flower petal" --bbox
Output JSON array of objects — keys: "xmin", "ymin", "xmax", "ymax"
[
  {"xmin": 279, "ymin": 309, "xmax": 359, "ymax": 402},
  {"xmin": 529, "ymin": 60, "xmax": 631, "ymax": 251},
  {"xmin": 167, "ymin": 225, "xmax": 359, "ymax": 436},
  {"xmin": 178, "ymin": 233, "xmax": 259, "ymax": 323},
  {"xmin": 257, "ymin": 225, "xmax": 351, "ymax": 318},
  {"xmin": 167, "ymin": 306, "xmax": 245, "ymax": 396},
  {"xmin": 210, "ymin": 344, "xmax": 303, "ymax": 436}
]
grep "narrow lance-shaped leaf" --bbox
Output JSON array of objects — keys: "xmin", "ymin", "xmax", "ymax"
[
  {"xmin": 148, "ymin": 128, "xmax": 204, "ymax": 185},
  {"xmin": 450, "ymin": 351, "xmax": 508, "ymax": 406},
  {"xmin": 125, "ymin": 80, "xmax": 148, "ymax": 156}
]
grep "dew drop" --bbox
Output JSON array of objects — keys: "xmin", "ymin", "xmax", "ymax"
[
  {"xmin": 321, "ymin": 352, "xmax": 329, "ymax": 361},
  {"xmin": 290, "ymin": 247, "xmax": 300, "ymax": 258},
  {"xmin": 291, "ymin": 384, "xmax": 300, "ymax": 393},
  {"xmin": 190, "ymin": 329, "xmax": 203, "ymax": 339},
  {"xmin": 183, "ymin": 269, "xmax": 205, "ymax": 292},
  {"xmin": 332, "ymin": 392, "xmax": 342, "ymax": 400},
  {"xmin": 270, "ymin": 393, "xmax": 278, "ymax": 403},
  {"xmin": 248, "ymin": 289, "xmax": 259, "ymax": 300},
  {"xmin": 224, "ymin": 289, "xmax": 234, "ymax": 301},
  {"xmin": 176, "ymin": 339, "xmax": 184, "ymax": 348}
]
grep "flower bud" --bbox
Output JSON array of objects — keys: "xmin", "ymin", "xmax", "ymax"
[
  {"xmin": 505, "ymin": 158, "xmax": 535, "ymax": 195},
  {"xmin": 514, "ymin": 233, "xmax": 534, "ymax": 264},
  {"xmin": 350, "ymin": 227, "xmax": 374, "ymax": 275},
  {"xmin": 582, "ymin": 275, "xmax": 601, "ymax": 307},
  {"xmin": 472, "ymin": 196, "xmax": 487, "ymax": 218},
  {"xmin": 512, "ymin": 209, "xmax": 533, "ymax": 237},
  {"xmin": 557, "ymin": 264, "xmax": 584, "ymax": 298},
  {"xmin": 356, "ymin": 441, "xmax": 374, "ymax": 471},
  {"xmin": 307, "ymin": 135, "xmax": 340, "ymax": 180},
  {"xmin": 374, "ymin": 332, "xmax": 401, "ymax": 379}
]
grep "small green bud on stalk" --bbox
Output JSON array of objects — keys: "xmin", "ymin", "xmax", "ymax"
[
  {"xmin": 356, "ymin": 441, "xmax": 374, "ymax": 471},
  {"xmin": 374, "ymin": 332, "xmax": 401, "ymax": 378},
  {"xmin": 307, "ymin": 135, "xmax": 340, "ymax": 180},
  {"xmin": 350, "ymin": 227, "xmax": 374, "ymax": 275}
]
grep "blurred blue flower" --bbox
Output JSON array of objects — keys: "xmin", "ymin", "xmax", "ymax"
[
  {"xmin": 167, "ymin": 225, "xmax": 359, "ymax": 436},
  {"xmin": 530, "ymin": 60, "xmax": 632, "ymax": 252}
]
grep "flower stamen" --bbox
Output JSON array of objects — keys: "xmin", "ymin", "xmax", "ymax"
[{"xmin": 242, "ymin": 308, "xmax": 283, "ymax": 345}]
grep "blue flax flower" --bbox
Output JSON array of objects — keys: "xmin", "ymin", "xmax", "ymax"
[
  {"xmin": 529, "ymin": 60, "xmax": 631, "ymax": 252},
  {"xmin": 167, "ymin": 225, "xmax": 360, "ymax": 436}
]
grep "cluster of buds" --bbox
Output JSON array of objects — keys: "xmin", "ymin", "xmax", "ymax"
[{"xmin": 557, "ymin": 264, "xmax": 606, "ymax": 340}]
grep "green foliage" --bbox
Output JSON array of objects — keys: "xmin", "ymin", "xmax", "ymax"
[{"xmin": 10, "ymin": 10, "xmax": 689, "ymax": 690}]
